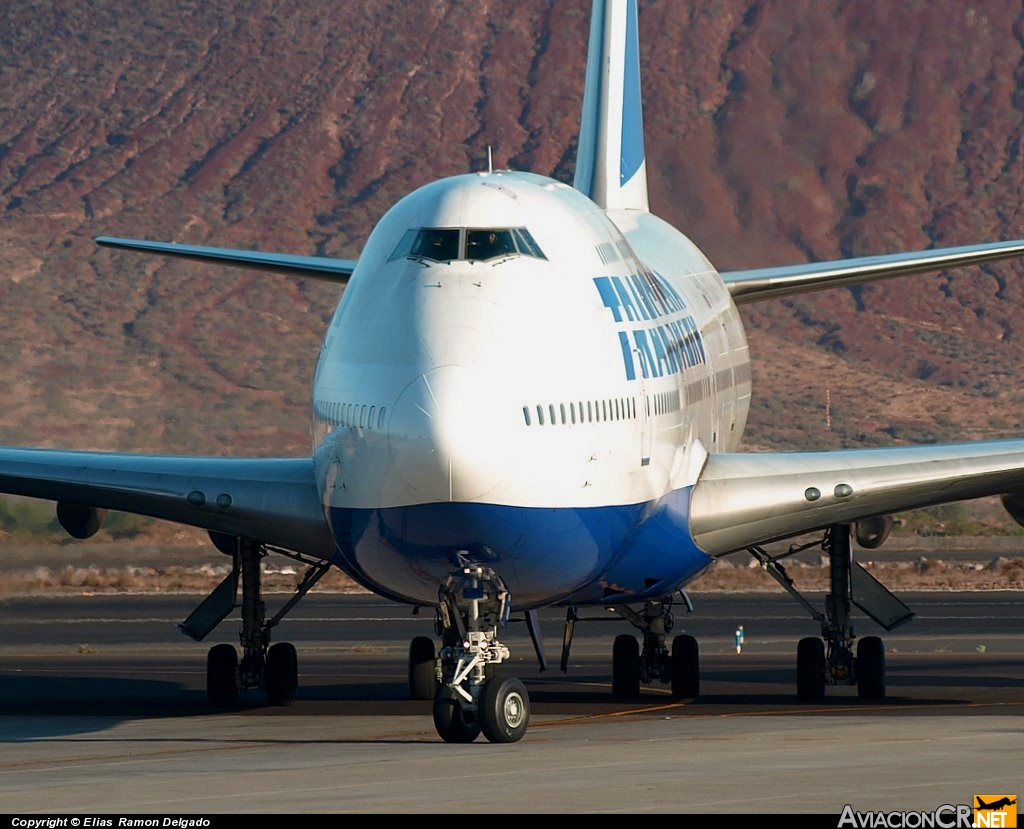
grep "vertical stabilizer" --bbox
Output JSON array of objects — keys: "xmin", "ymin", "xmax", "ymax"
[{"xmin": 573, "ymin": 0, "xmax": 650, "ymax": 212}]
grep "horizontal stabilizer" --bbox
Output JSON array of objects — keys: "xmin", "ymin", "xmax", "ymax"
[
  {"xmin": 97, "ymin": 237, "xmax": 356, "ymax": 283},
  {"xmin": 721, "ymin": 239, "xmax": 1024, "ymax": 304}
]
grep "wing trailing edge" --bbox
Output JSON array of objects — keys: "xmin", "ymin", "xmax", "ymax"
[
  {"xmin": 0, "ymin": 448, "xmax": 334, "ymax": 558},
  {"xmin": 721, "ymin": 239, "xmax": 1024, "ymax": 304},
  {"xmin": 689, "ymin": 439, "xmax": 1024, "ymax": 555},
  {"xmin": 97, "ymin": 237, "xmax": 356, "ymax": 283}
]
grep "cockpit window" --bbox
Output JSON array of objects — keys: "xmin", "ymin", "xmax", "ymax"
[
  {"xmin": 512, "ymin": 227, "xmax": 544, "ymax": 259},
  {"xmin": 466, "ymin": 229, "xmax": 516, "ymax": 261},
  {"xmin": 387, "ymin": 229, "xmax": 417, "ymax": 261},
  {"xmin": 411, "ymin": 228, "xmax": 460, "ymax": 261},
  {"xmin": 390, "ymin": 227, "xmax": 547, "ymax": 264}
]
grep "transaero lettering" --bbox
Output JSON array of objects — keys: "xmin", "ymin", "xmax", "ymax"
[
  {"xmin": 594, "ymin": 273, "xmax": 707, "ymax": 381},
  {"xmin": 838, "ymin": 804, "xmax": 973, "ymax": 828}
]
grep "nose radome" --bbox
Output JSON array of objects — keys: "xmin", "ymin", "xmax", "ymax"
[{"xmin": 388, "ymin": 366, "xmax": 514, "ymax": 502}]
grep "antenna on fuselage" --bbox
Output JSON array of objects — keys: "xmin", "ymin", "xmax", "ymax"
[{"xmin": 487, "ymin": 145, "xmax": 493, "ymax": 174}]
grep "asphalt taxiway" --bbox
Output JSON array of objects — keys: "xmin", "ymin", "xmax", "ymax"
[{"xmin": 1, "ymin": 592, "xmax": 1022, "ymax": 812}]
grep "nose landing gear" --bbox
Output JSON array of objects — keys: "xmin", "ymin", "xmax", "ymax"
[{"xmin": 431, "ymin": 565, "xmax": 530, "ymax": 743}]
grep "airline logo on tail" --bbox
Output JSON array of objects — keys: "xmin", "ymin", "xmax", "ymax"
[{"xmin": 974, "ymin": 795, "xmax": 1017, "ymax": 828}]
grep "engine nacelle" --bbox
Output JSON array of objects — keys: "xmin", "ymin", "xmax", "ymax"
[
  {"xmin": 855, "ymin": 515, "xmax": 893, "ymax": 549},
  {"xmin": 1001, "ymin": 493, "xmax": 1024, "ymax": 527},
  {"xmin": 56, "ymin": 502, "xmax": 106, "ymax": 539},
  {"xmin": 208, "ymin": 530, "xmax": 239, "ymax": 556}
]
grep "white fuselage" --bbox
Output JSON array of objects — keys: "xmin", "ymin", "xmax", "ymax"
[{"xmin": 309, "ymin": 171, "xmax": 750, "ymax": 607}]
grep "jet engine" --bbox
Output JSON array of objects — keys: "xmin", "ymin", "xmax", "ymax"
[
  {"xmin": 855, "ymin": 514, "xmax": 892, "ymax": 549},
  {"xmin": 56, "ymin": 501, "xmax": 106, "ymax": 539},
  {"xmin": 1000, "ymin": 493, "xmax": 1024, "ymax": 527}
]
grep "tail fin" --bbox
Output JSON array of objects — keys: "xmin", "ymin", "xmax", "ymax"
[{"xmin": 573, "ymin": 0, "xmax": 650, "ymax": 212}]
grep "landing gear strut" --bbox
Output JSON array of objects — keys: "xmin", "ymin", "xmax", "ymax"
[
  {"xmin": 432, "ymin": 565, "xmax": 529, "ymax": 743},
  {"xmin": 609, "ymin": 596, "xmax": 699, "ymax": 700},
  {"xmin": 749, "ymin": 523, "xmax": 912, "ymax": 701},
  {"xmin": 180, "ymin": 536, "xmax": 331, "ymax": 707}
]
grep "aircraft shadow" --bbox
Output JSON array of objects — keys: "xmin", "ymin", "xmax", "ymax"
[{"xmin": 4, "ymin": 652, "xmax": 1023, "ymax": 742}]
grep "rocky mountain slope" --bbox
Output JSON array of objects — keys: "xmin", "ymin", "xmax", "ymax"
[{"xmin": 2, "ymin": 0, "xmax": 1023, "ymax": 468}]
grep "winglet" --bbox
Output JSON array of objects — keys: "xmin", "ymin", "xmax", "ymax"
[{"xmin": 573, "ymin": 0, "xmax": 650, "ymax": 212}]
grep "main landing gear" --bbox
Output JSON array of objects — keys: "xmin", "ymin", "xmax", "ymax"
[
  {"xmin": 607, "ymin": 596, "xmax": 700, "ymax": 700},
  {"xmin": 748, "ymin": 523, "xmax": 913, "ymax": 701},
  {"xmin": 179, "ymin": 535, "xmax": 332, "ymax": 707},
  {"xmin": 556, "ymin": 595, "xmax": 700, "ymax": 701},
  {"xmin": 421, "ymin": 565, "xmax": 530, "ymax": 743}
]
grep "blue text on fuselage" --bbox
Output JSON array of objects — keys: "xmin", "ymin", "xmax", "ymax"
[{"xmin": 594, "ymin": 274, "xmax": 707, "ymax": 381}]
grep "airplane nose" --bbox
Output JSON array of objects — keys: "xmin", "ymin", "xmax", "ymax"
[{"xmin": 388, "ymin": 366, "xmax": 512, "ymax": 502}]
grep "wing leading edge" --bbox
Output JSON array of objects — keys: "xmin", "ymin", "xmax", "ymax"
[
  {"xmin": 0, "ymin": 448, "xmax": 334, "ymax": 558},
  {"xmin": 96, "ymin": 237, "xmax": 356, "ymax": 283},
  {"xmin": 689, "ymin": 440, "xmax": 1024, "ymax": 555},
  {"xmin": 721, "ymin": 239, "xmax": 1024, "ymax": 304}
]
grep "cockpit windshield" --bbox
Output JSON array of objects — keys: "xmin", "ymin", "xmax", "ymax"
[
  {"xmin": 465, "ymin": 229, "xmax": 515, "ymax": 259},
  {"xmin": 389, "ymin": 227, "xmax": 546, "ymax": 263},
  {"xmin": 411, "ymin": 228, "xmax": 460, "ymax": 261}
]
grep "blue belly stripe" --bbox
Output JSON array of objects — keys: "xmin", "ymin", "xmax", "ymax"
[{"xmin": 328, "ymin": 486, "xmax": 712, "ymax": 609}]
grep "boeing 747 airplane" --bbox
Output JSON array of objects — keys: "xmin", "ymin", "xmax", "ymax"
[{"xmin": 4, "ymin": 0, "xmax": 1024, "ymax": 743}]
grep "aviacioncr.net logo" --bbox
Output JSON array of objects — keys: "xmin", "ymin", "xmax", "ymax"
[
  {"xmin": 974, "ymin": 795, "xmax": 1017, "ymax": 828},
  {"xmin": 838, "ymin": 804, "xmax": 973, "ymax": 828}
]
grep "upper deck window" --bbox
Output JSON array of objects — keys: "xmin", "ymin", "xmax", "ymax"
[{"xmin": 390, "ymin": 227, "xmax": 546, "ymax": 264}]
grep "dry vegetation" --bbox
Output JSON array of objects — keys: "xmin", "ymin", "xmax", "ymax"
[
  {"xmin": 0, "ymin": 561, "xmax": 361, "ymax": 596},
  {"xmin": 2, "ymin": 540, "xmax": 1022, "ymax": 597},
  {"xmin": 696, "ymin": 555, "xmax": 1024, "ymax": 592}
]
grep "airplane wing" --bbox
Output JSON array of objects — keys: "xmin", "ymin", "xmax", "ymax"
[
  {"xmin": 96, "ymin": 237, "xmax": 356, "ymax": 283},
  {"xmin": 720, "ymin": 239, "xmax": 1024, "ymax": 304},
  {"xmin": 0, "ymin": 448, "xmax": 334, "ymax": 557},
  {"xmin": 688, "ymin": 439, "xmax": 1024, "ymax": 554}
]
